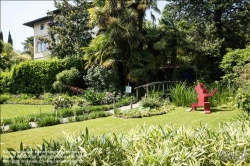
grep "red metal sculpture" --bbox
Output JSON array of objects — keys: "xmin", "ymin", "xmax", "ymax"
[{"xmin": 191, "ymin": 83, "xmax": 217, "ymax": 114}]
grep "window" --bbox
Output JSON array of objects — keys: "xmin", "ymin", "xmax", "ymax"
[
  {"xmin": 42, "ymin": 43, "xmax": 46, "ymax": 51},
  {"xmin": 38, "ymin": 42, "xmax": 42, "ymax": 52},
  {"xmin": 37, "ymin": 41, "xmax": 48, "ymax": 53},
  {"xmin": 40, "ymin": 24, "xmax": 44, "ymax": 30}
]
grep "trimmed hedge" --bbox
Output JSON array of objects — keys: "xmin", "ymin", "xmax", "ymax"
[{"xmin": 1, "ymin": 57, "xmax": 86, "ymax": 94}]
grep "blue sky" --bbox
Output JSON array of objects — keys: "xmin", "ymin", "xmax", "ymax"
[{"xmin": 1, "ymin": 1, "xmax": 167, "ymax": 52}]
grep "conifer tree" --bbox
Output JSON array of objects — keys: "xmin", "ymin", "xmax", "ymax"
[
  {"xmin": 8, "ymin": 31, "xmax": 13, "ymax": 46},
  {"xmin": 0, "ymin": 31, "xmax": 3, "ymax": 41}
]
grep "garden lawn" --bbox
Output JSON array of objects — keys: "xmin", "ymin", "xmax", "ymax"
[
  {"xmin": 1, "ymin": 105, "xmax": 242, "ymax": 157},
  {"xmin": 1, "ymin": 104, "xmax": 54, "ymax": 119}
]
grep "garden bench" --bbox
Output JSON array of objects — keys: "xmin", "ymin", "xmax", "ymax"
[{"xmin": 191, "ymin": 83, "xmax": 217, "ymax": 114}]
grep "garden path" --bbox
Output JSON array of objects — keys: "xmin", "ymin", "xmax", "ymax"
[{"xmin": 107, "ymin": 102, "xmax": 141, "ymax": 114}]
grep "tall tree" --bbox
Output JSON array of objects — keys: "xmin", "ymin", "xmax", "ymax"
[
  {"xmin": 0, "ymin": 40, "xmax": 3, "ymax": 54},
  {"xmin": 7, "ymin": 31, "xmax": 13, "ymax": 46},
  {"xmin": 0, "ymin": 31, "xmax": 3, "ymax": 41},
  {"xmin": 40, "ymin": 0, "xmax": 92, "ymax": 58},
  {"xmin": 84, "ymin": 0, "xmax": 161, "ymax": 85},
  {"xmin": 0, "ymin": 40, "xmax": 10, "ymax": 70},
  {"xmin": 0, "ymin": 42, "xmax": 31, "ymax": 70},
  {"xmin": 164, "ymin": 0, "xmax": 250, "ymax": 81},
  {"xmin": 154, "ymin": 15, "xmax": 193, "ymax": 80},
  {"xmin": 22, "ymin": 36, "xmax": 34, "ymax": 59},
  {"xmin": 127, "ymin": 0, "xmax": 160, "ymax": 33}
]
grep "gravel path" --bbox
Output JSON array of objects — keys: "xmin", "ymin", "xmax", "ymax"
[{"xmin": 107, "ymin": 102, "xmax": 141, "ymax": 114}]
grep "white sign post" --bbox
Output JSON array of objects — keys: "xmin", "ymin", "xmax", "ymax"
[
  {"xmin": 125, "ymin": 86, "xmax": 132, "ymax": 93},
  {"xmin": 125, "ymin": 86, "xmax": 132, "ymax": 109}
]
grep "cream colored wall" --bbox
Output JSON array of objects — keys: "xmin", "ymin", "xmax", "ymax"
[
  {"xmin": 33, "ymin": 19, "xmax": 51, "ymax": 60},
  {"xmin": 32, "ymin": 19, "xmax": 99, "ymax": 60},
  {"xmin": 34, "ymin": 19, "xmax": 49, "ymax": 36}
]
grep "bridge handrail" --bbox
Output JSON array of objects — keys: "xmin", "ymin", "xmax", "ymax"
[
  {"xmin": 134, "ymin": 81, "xmax": 179, "ymax": 90},
  {"xmin": 134, "ymin": 81, "xmax": 181, "ymax": 99}
]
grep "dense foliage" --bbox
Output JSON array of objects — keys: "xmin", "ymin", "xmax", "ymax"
[
  {"xmin": 164, "ymin": 0, "xmax": 250, "ymax": 82},
  {"xmin": 169, "ymin": 82, "xmax": 235, "ymax": 107},
  {"xmin": 84, "ymin": 0, "xmax": 160, "ymax": 85},
  {"xmin": 220, "ymin": 46, "xmax": 250, "ymax": 81},
  {"xmin": 0, "ymin": 57, "xmax": 85, "ymax": 94},
  {"xmin": 40, "ymin": 0, "xmax": 92, "ymax": 58},
  {"xmin": 233, "ymin": 63, "xmax": 250, "ymax": 114},
  {"xmin": 83, "ymin": 65, "xmax": 120, "ymax": 92},
  {"xmin": 5, "ymin": 113, "xmax": 250, "ymax": 165},
  {"xmin": 0, "ymin": 42, "xmax": 31, "ymax": 71}
]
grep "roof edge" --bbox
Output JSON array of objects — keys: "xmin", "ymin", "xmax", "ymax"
[{"xmin": 23, "ymin": 9, "xmax": 61, "ymax": 28}]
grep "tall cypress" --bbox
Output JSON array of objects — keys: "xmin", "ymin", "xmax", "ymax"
[
  {"xmin": 0, "ymin": 31, "xmax": 3, "ymax": 41},
  {"xmin": 8, "ymin": 31, "xmax": 13, "ymax": 45}
]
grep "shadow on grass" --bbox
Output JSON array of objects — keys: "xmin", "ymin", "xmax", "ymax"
[{"xmin": 195, "ymin": 107, "xmax": 233, "ymax": 113}]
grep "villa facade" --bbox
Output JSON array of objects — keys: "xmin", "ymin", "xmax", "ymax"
[{"xmin": 23, "ymin": 9, "xmax": 61, "ymax": 60}]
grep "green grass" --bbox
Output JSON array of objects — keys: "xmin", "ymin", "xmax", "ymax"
[
  {"xmin": 1, "ymin": 105, "xmax": 242, "ymax": 157},
  {"xmin": 1, "ymin": 104, "xmax": 54, "ymax": 119}
]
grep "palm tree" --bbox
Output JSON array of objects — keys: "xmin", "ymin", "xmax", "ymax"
[
  {"xmin": 85, "ymin": 0, "xmax": 143, "ymax": 85},
  {"xmin": 127, "ymin": 0, "xmax": 160, "ymax": 33},
  {"xmin": 83, "ymin": 34, "xmax": 117, "ymax": 69},
  {"xmin": 22, "ymin": 36, "xmax": 34, "ymax": 59},
  {"xmin": 154, "ymin": 11, "xmax": 193, "ymax": 80},
  {"xmin": 85, "ymin": 0, "xmax": 165, "ymax": 84}
]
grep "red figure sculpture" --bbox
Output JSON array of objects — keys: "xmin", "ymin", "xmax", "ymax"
[{"xmin": 191, "ymin": 83, "xmax": 217, "ymax": 114}]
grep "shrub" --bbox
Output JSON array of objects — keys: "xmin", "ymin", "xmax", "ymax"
[
  {"xmin": 0, "ymin": 72, "xmax": 11, "ymax": 93},
  {"xmin": 0, "ymin": 93, "xmax": 10, "ymax": 104},
  {"xmin": 53, "ymin": 96, "xmax": 74, "ymax": 110},
  {"xmin": 40, "ymin": 93, "xmax": 54, "ymax": 103},
  {"xmin": 58, "ymin": 108, "xmax": 74, "ymax": 118},
  {"xmin": 1, "ymin": 118, "xmax": 13, "ymax": 125},
  {"xmin": 88, "ymin": 105, "xmax": 107, "ymax": 112},
  {"xmin": 141, "ymin": 93, "xmax": 163, "ymax": 109},
  {"xmin": 38, "ymin": 115, "xmax": 60, "ymax": 127},
  {"xmin": 75, "ymin": 115, "xmax": 89, "ymax": 122},
  {"xmin": 115, "ymin": 96, "xmax": 137, "ymax": 107},
  {"xmin": 77, "ymin": 99, "xmax": 90, "ymax": 107},
  {"xmin": 115, "ymin": 100, "xmax": 173, "ymax": 119},
  {"xmin": 74, "ymin": 107, "xmax": 88, "ymax": 115},
  {"xmin": 52, "ymin": 67, "xmax": 81, "ymax": 94},
  {"xmin": 220, "ymin": 46, "xmax": 250, "ymax": 81},
  {"xmin": 18, "ymin": 93, "xmax": 30, "ymax": 100},
  {"xmin": 82, "ymin": 89, "xmax": 125, "ymax": 106},
  {"xmin": 233, "ymin": 63, "xmax": 250, "ymax": 114},
  {"xmin": 13, "ymin": 116, "xmax": 27, "ymax": 123},
  {"xmin": 82, "ymin": 88, "xmax": 105, "ymax": 105},
  {"xmin": 9, "ymin": 122, "xmax": 30, "ymax": 132},
  {"xmin": 88, "ymin": 112, "xmax": 98, "ymax": 119},
  {"xmin": 235, "ymin": 88, "xmax": 250, "ymax": 114},
  {"xmin": 83, "ymin": 65, "xmax": 120, "ymax": 91}
]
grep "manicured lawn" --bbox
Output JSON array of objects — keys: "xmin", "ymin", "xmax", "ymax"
[
  {"xmin": 1, "ymin": 104, "xmax": 54, "ymax": 119},
  {"xmin": 1, "ymin": 105, "xmax": 242, "ymax": 157}
]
